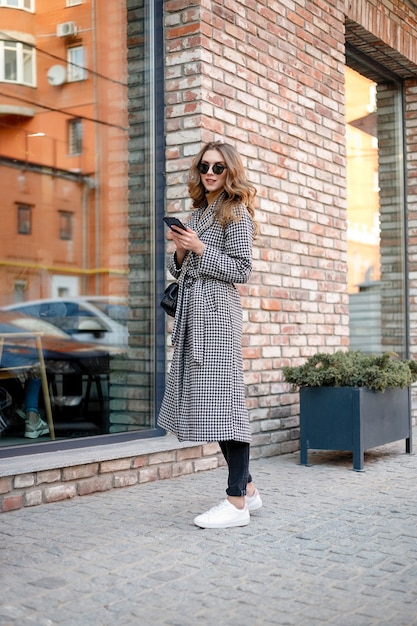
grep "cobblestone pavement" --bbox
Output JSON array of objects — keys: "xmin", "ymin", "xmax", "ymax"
[{"xmin": 1, "ymin": 433, "xmax": 417, "ymax": 626}]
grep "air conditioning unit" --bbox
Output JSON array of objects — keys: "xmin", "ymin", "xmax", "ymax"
[{"xmin": 56, "ymin": 22, "xmax": 77, "ymax": 38}]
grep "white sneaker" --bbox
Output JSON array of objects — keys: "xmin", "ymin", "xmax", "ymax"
[
  {"xmin": 246, "ymin": 489, "xmax": 262, "ymax": 512},
  {"xmin": 24, "ymin": 412, "xmax": 49, "ymax": 439},
  {"xmin": 194, "ymin": 499, "xmax": 250, "ymax": 529}
]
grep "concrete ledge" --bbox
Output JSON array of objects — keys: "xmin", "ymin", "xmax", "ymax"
[
  {"xmin": 0, "ymin": 435, "xmax": 199, "ymax": 478},
  {"xmin": 0, "ymin": 437, "xmax": 224, "ymax": 513}
]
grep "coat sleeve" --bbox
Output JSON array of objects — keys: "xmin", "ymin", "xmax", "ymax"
[
  {"xmin": 168, "ymin": 252, "xmax": 182, "ymax": 279},
  {"xmin": 198, "ymin": 209, "xmax": 254, "ymax": 284}
]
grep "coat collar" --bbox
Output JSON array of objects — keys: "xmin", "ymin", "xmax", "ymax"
[{"xmin": 196, "ymin": 191, "xmax": 226, "ymax": 235}]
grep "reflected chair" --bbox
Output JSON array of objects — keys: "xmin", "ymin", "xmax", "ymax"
[{"xmin": 0, "ymin": 332, "xmax": 55, "ymax": 440}]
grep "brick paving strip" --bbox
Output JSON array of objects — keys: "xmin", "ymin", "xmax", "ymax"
[{"xmin": 1, "ymin": 432, "xmax": 417, "ymax": 625}]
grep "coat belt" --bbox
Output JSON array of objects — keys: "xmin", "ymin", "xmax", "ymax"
[{"xmin": 171, "ymin": 277, "xmax": 204, "ymax": 365}]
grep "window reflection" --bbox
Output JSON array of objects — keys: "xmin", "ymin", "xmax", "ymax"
[
  {"xmin": 59, "ymin": 211, "xmax": 73, "ymax": 241},
  {"xmin": 68, "ymin": 119, "xmax": 82, "ymax": 155},
  {"xmin": 0, "ymin": 1, "xmax": 155, "ymax": 446},
  {"xmin": 346, "ymin": 65, "xmax": 406, "ymax": 356},
  {"xmin": 67, "ymin": 46, "xmax": 87, "ymax": 82},
  {"xmin": 17, "ymin": 203, "xmax": 32, "ymax": 234},
  {"xmin": 346, "ymin": 68, "xmax": 380, "ymax": 294},
  {"xmin": 0, "ymin": 0, "xmax": 33, "ymax": 10},
  {"xmin": 1, "ymin": 40, "xmax": 35, "ymax": 85}
]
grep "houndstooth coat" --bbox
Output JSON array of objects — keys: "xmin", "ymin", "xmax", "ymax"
[{"xmin": 158, "ymin": 194, "xmax": 254, "ymax": 443}]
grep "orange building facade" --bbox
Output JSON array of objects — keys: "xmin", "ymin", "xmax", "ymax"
[{"xmin": 0, "ymin": 0, "xmax": 128, "ymax": 304}]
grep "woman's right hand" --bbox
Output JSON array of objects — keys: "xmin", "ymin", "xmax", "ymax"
[{"xmin": 170, "ymin": 226, "xmax": 206, "ymax": 259}]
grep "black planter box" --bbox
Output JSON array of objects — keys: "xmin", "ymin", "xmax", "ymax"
[{"xmin": 299, "ymin": 386, "xmax": 412, "ymax": 471}]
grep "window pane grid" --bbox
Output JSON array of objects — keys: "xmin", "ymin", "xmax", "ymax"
[
  {"xmin": 68, "ymin": 119, "xmax": 82, "ymax": 155},
  {"xmin": 17, "ymin": 204, "xmax": 32, "ymax": 235},
  {"xmin": 5, "ymin": 48, "xmax": 17, "ymax": 81},
  {"xmin": 22, "ymin": 45, "xmax": 32, "ymax": 84},
  {"xmin": 67, "ymin": 47, "xmax": 87, "ymax": 82},
  {"xmin": 0, "ymin": 40, "xmax": 35, "ymax": 85},
  {"xmin": 59, "ymin": 212, "xmax": 73, "ymax": 240},
  {"xmin": 0, "ymin": 0, "xmax": 34, "ymax": 10}
]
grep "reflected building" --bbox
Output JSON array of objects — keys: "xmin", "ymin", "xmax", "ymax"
[{"xmin": 0, "ymin": 0, "xmax": 128, "ymax": 302}]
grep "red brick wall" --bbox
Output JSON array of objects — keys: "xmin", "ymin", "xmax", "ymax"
[
  {"xmin": 164, "ymin": 0, "xmax": 348, "ymax": 457},
  {"xmin": 347, "ymin": 0, "xmax": 417, "ymax": 67}
]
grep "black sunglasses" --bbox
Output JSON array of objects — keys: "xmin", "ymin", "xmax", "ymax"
[{"xmin": 197, "ymin": 162, "xmax": 227, "ymax": 175}]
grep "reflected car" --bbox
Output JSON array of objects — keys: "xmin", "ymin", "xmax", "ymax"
[
  {"xmin": 0, "ymin": 310, "xmax": 111, "ymax": 368},
  {"xmin": 0, "ymin": 311, "xmax": 113, "ymax": 438},
  {"xmin": 2, "ymin": 296, "xmax": 128, "ymax": 347}
]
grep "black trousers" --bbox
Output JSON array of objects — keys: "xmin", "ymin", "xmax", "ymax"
[{"xmin": 218, "ymin": 440, "xmax": 253, "ymax": 497}]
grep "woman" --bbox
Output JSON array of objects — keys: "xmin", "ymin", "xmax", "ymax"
[{"xmin": 158, "ymin": 141, "xmax": 262, "ymax": 529}]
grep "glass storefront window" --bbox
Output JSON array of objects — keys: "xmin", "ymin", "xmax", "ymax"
[
  {"xmin": 346, "ymin": 64, "xmax": 407, "ymax": 357},
  {"xmin": 0, "ymin": 0, "xmax": 159, "ymax": 450}
]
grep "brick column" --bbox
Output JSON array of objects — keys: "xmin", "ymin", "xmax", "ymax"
[{"xmin": 164, "ymin": 0, "xmax": 348, "ymax": 456}]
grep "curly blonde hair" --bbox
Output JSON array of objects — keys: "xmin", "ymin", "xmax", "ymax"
[{"xmin": 188, "ymin": 141, "xmax": 258, "ymax": 234}]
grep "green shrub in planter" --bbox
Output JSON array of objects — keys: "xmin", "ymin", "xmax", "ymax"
[
  {"xmin": 283, "ymin": 351, "xmax": 417, "ymax": 471},
  {"xmin": 283, "ymin": 350, "xmax": 417, "ymax": 392}
]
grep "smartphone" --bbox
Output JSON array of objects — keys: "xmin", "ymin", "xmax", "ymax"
[{"xmin": 163, "ymin": 216, "xmax": 187, "ymax": 231}]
